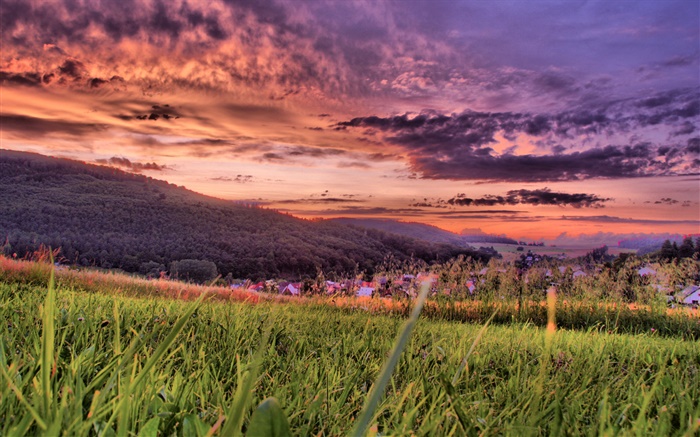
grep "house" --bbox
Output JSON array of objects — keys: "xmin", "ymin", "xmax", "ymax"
[
  {"xmin": 281, "ymin": 283, "xmax": 301, "ymax": 296},
  {"xmin": 572, "ymin": 270, "xmax": 587, "ymax": 279},
  {"xmin": 357, "ymin": 286, "xmax": 374, "ymax": 297},
  {"xmin": 680, "ymin": 285, "xmax": 700, "ymax": 307},
  {"xmin": 638, "ymin": 267, "xmax": 657, "ymax": 276},
  {"xmin": 247, "ymin": 282, "xmax": 265, "ymax": 292},
  {"xmin": 326, "ymin": 281, "xmax": 343, "ymax": 294}
]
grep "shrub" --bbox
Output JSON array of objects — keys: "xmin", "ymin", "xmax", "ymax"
[{"xmin": 169, "ymin": 259, "xmax": 218, "ymax": 284}]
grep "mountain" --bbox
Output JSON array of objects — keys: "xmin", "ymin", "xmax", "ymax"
[
  {"xmin": 329, "ymin": 218, "xmax": 469, "ymax": 247},
  {"xmin": 329, "ymin": 218, "xmax": 518, "ymax": 246},
  {"xmin": 0, "ymin": 150, "xmax": 491, "ymax": 280}
]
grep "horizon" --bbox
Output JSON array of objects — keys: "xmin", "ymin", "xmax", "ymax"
[
  {"xmin": 7, "ymin": 146, "xmax": 698, "ymax": 247},
  {"xmin": 1, "ymin": 0, "xmax": 699, "ymax": 239}
]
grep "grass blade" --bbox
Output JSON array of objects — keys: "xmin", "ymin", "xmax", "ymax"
[
  {"xmin": 0, "ymin": 363, "xmax": 47, "ymax": 430},
  {"xmin": 41, "ymin": 266, "xmax": 56, "ymax": 421},
  {"xmin": 130, "ymin": 292, "xmax": 207, "ymax": 389},
  {"xmin": 351, "ymin": 278, "xmax": 432, "ymax": 437},
  {"xmin": 452, "ymin": 309, "xmax": 497, "ymax": 386},
  {"xmin": 219, "ymin": 322, "xmax": 272, "ymax": 436}
]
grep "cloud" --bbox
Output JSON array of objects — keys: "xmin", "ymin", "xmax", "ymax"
[
  {"xmin": 282, "ymin": 206, "xmax": 425, "ymax": 216},
  {"xmin": 0, "ymin": 0, "xmax": 369, "ymax": 99},
  {"xmin": 0, "ymin": 114, "xmax": 107, "ymax": 137},
  {"xmin": 654, "ymin": 197, "xmax": 679, "ymax": 205},
  {"xmin": 337, "ymin": 89, "xmax": 699, "ymax": 181},
  {"xmin": 557, "ymin": 215, "xmax": 700, "ymax": 226},
  {"xmin": 116, "ymin": 104, "xmax": 182, "ymax": 121},
  {"xmin": 446, "ymin": 188, "xmax": 611, "ymax": 208},
  {"xmin": 0, "ymin": 71, "xmax": 43, "ymax": 86},
  {"xmin": 337, "ymin": 161, "xmax": 371, "ymax": 169},
  {"xmin": 95, "ymin": 156, "xmax": 168, "ymax": 172},
  {"xmin": 438, "ymin": 210, "xmax": 523, "ymax": 215},
  {"xmin": 275, "ymin": 198, "xmax": 365, "ymax": 205},
  {"xmin": 438, "ymin": 214, "xmax": 545, "ymax": 221},
  {"xmin": 210, "ymin": 174, "xmax": 254, "ymax": 183}
]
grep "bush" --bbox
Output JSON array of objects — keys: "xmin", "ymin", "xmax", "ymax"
[{"xmin": 169, "ymin": 259, "xmax": 218, "ymax": 284}]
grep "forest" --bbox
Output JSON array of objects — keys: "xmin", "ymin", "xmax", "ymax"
[{"xmin": 0, "ymin": 150, "xmax": 491, "ymax": 280}]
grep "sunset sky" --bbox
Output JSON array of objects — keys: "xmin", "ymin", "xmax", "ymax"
[{"xmin": 1, "ymin": 0, "xmax": 698, "ymax": 240}]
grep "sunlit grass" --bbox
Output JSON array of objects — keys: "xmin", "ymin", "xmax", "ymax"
[
  {"xmin": 0, "ymin": 255, "xmax": 259, "ymax": 304},
  {"xmin": 1, "ymin": 262, "xmax": 699, "ymax": 435}
]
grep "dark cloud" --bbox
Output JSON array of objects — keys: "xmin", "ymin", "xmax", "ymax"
[
  {"xmin": 57, "ymin": 59, "xmax": 87, "ymax": 81},
  {"xmin": 276, "ymin": 197, "xmax": 365, "ymax": 205},
  {"xmin": 438, "ymin": 210, "xmax": 523, "ymax": 215},
  {"xmin": 308, "ymin": 206, "xmax": 425, "ymax": 216},
  {"xmin": 210, "ymin": 174, "xmax": 254, "ymax": 183},
  {"xmin": 253, "ymin": 145, "xmax": 347, "ymax": 163},
  {"xmin": 409, "ymin": 202, "xmax": 443, "ymax": 208},
  {"xmin": 1, "ymin": 60, "xmax": 126, "ymax": 91},
  {"xmin": 533, "ymin": 72, "xmax": 577, "ymax": 94},
  {"xmin": 286, "ymin": 146, "xmax": 346, "ymax": 158},
  {"xmin": 0, "ymin": 114, "xmax": 107, "ymax": 137},
  {"xmin": 261, "ymin": 152, "xmax": 284, "ymax": 161},
  {"xmin": 654, "ymin": 198, "xmax": 679, "ymax": 205},
  {"xmin": 438, "ymin": 215, "xmax": 546, "ymax": 222},
  {"xmin": 446, "ymin": 188, "xmax": 610, "ymax": 208},
  {"xmin": 661, "ymin": 56, "xmax": 697, "ymax": 68},
  {"xmin": 337, "ymin": 161, "xmax": 371, "ymax": 169},
  {"xmin": 95, "ymin": 156, "xmax": 168, "ymax": 172},
  {"xmin": 687, "ymin": 137, "xmax": 700, "ymax": 154},
  {"xmin": 558, "ymin": 215, "xmax": 700, "ymax": 226},
  {"xmin": 338, "ymin": 89, "xmax": 699, "ymax": 181},
  {"xmin": 672, "ymin": 121, "xmax": 696, "ymax": 136},
  {"xmin": 1, "ymin": 0, "xmax": 698, "ymax": 112},
  {"xmin": 0, "ymin": 71, "xmax": 43, "ymax": 86},
  {"xmin": 117, "ymin": 104, "xmax": 181, "ymax": 121}
]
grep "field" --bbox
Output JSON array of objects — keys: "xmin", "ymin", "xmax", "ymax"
[
  {"xmin": 488, "ymin": 243, "xmax": 638, "ymax": 263},
  {"xmin": 1, "ymin": 259, "xmax": 699, "ymax": 435}
]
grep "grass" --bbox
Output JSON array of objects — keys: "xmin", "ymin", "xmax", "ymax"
[
  {"xmin": 4, "ymin": 256, "xmax": 697, "ymax": 340},
  {"xmin": 0, "ymin": 256, "xmax": 259, "ymax": 304},
  {"xmin": 1, "ymin": 264, "xmax": 699, "ymax": 435}
]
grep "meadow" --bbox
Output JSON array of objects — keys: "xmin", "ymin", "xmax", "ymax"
[{"xmin": 1, "ymin": 258, "xmax": 699, "ymax": 436}]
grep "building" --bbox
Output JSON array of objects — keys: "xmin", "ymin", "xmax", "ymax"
[{"xmin": 680, "ymin": 285, "xmax": 700, "ymax": 307}]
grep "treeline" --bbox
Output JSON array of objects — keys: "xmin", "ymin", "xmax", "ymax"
[
  {"xmin": 656, "ymin": 237, "xmax": 700, "ymax": 261},
  {"xmin": 461, "ymin": 235, "xmax": 519, "ymax": 245},
  {"xmin": 0, "ymin": 151, "xmax": 491, "ymax": 280},
  {"xmin": 618, "ymin": 235, "xmax": 688, "ymax": 256}
]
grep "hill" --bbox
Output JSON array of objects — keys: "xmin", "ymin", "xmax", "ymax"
[
  {"xmin": 329, "ymin": 218, "xmax": 469, "ymax": 247},
  {"xmin": 0, "ymin": 150, "xmax": 490, "ymax": 280},
  {"xmin": 329, "ymin": 218, "xmax": 518, "ymax": 246}
]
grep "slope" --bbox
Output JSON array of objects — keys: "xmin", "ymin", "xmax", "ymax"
[{"xmin": 0, "ymin": 150, "xmax": 490, "ymax": 280}]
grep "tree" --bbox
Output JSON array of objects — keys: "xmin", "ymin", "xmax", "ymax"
[
  {"xmin": 678, "ymin": 237, "xmax": 695, "ymax": 259},
  {"xmin": 659, "ymin": 239, "xmax": 677, "ymax": 261},
  {"xmin": 170, "ymin": 259, "xmax": 218, "ymax": 284},
  {"xmin": 584, "ymin": 245, "xmax": 612, "ymax": 264},
  {"xmin": 139, "ymin": 261, "xmax": 166, "ymax": 278}
]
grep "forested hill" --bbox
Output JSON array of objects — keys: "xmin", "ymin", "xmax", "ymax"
[
  {"xmin": 0, "ymin": 150, "xmax": 490, "ymax": 280},
  {"xmin": 329, "ymin": 218, "xmax": 469, "ymax": 247},
  {"xmin": 329, "ymin": 218, "xmax": 519, "ymax": 246}
]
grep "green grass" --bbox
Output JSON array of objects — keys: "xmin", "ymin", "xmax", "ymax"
[{"xmin": 1, "ymin": 276, "xmax": 699, "ymax": 436}]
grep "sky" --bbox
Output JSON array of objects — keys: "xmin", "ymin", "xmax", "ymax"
[{"xmin": 1, "ymin": 0, "xmax": 699, "ymax": 240}]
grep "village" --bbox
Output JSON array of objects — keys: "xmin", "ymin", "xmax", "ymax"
[{"xmin": 232, "ymin": 261, "xmax": 700, "ymax": 308}]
